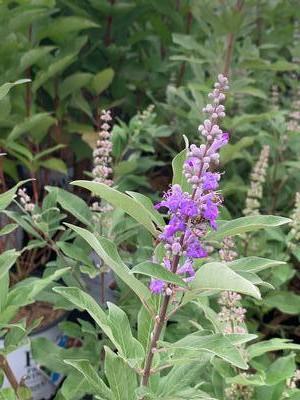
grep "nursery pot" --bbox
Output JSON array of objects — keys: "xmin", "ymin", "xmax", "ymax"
[{"xmin": 0, "ymin": 303, "xmax": 67, "ymax": 400}]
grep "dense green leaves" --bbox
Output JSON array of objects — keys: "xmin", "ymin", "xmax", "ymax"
[
  {"xmin": 65, "ymin": 224, "xmax": 154, "ymax": 312},
  {"xmin": 90, "ymin": 68, "xmax": 115, "ymax": 95},
  {"xmin": 63, "ymin": 360, "xmax": 112, "ymax": 400},
  {"xmin": 228, "ymin": 257, "xmax": 285, "ymax": 273},
  {"xmin": 71, "ymin": 180, "xmax": 159, "ymax": 236},
  {"xmin": 46, "ymin": 186, "xmax": 93, "ymax": 227},
  {"xmin": 247, "ymin": 339, "xmax": 300, "ymax": 359},
  {"xmin": 53, "ymin": 286, "xmax": 113, "ymax": 341},
  {"xmin": 206, "ymin": 216, "xmax": 291, "ymax": 241},
  {"xmin": 104, "ymin": 347, "xmax": 137, "ymax": 400},
  {"xmin": 187, "ymin": 262, "xmax": 261, "ymax": 301},
  {"xmin": 160, "ymin": 333, "xmax": 251, "ymax": 370},
  {"xmin": 264, "ymin": 291, "xmax": 300, "ymax": 315},
  {"xmin": 107, "ymin": 302, "xmax": 145, "ymax": 368}
]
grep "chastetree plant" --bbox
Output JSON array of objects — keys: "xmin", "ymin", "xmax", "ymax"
[{"xmin": 51, "ymin": 75, "xmax": 295, "ymax": 400}]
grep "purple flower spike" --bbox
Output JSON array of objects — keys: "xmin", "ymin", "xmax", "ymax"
[{"xmin": 150, "ymin": 74, "xmax": 229, "ymax": 294}]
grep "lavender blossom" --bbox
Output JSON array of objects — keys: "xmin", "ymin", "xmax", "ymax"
[
  {"xmin": 91, "ymin": 110, "xmax": 113, "ymax": 213},
  {"xmin": 151, "ymin": 74, "xmax": 229, "ymax": 293}
]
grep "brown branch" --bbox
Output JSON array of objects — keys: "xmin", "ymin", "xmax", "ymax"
[
  {"xmin": 176, "ymin": 10, "xmax": 193, "ymax": 87},
  {"xmin": 222, "ymin": 0, "xmax": 245, "ymax": 77},
  {"xmin": 0, "ymin": 354, "xmax": 20, "ymax": 396},
  {"xmin": 141, "ymin": 292, "xmax": 172, "ymax": 387},
  {"xmin": 104, "ymin": 0, "xmax": 116, "ymax": 46},
  {"xmin": 0, "ymin": 151, "xmax": 6, "ymax": 193}
]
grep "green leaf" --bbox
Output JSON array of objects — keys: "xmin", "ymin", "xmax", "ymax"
[
  {"xmin": 193, "ymin": 300, "xmax": 223, "ymax": 333},
  {"xmin": 138, "ymin": 306, "xmax": 154, "ymax": 351},
  {"xmin": 0, "ymin": 79, "xmax": 31, "ymax": 101},
  {"xmin": 6, "ymin": 141, "xmax": 33, "ymax": 162},
  {"xmin": 7, "ymin": 268, "xmax": 70, "ymax": 308},
  {"xmin": 0, "ymin": 388, "xmax": 16, "ymax": 399},
  {"xmin": 53, "ymin": 286, "xmax": 114, "ymax": 342},
  {"xmin": 0, "ymin": 179, "xmax": 32, "ymax": 211},
  {"xmin": 3, "ymin": 211, "xmax": 41, "ymax": 239},
  {"xmin": 38, "ymin": 17, "xmax": 99, "ymax": 42},
  {"xmin": 59, "ymin": 73, "xmax": 93, "ymax": 100},
  {"xmin": 0, "ymin": 224, "xmax": 18, "ymax": 237},
  {"xmin": 63, "ymin": 359, "xmax": 112, "ymax": 400},
  {"xmin": 161, "ymin": 333, "xmax": 249, "ymax": 370},
  {"xmin": 65, "ymin": 224, "xmax": 154, "ymax": 312},
  {"xmin": 172, "ymin": 148, "xmax": 191, "ymax": 193},
  {"xmin": 126, "ymin": 191, "xmax": 165, "ymax": 227},
  {"xmin": 264, "ymin": 291, "xmax": 300, "ymax": 315},
  {"xmin": 248, "ymin": 339, "xmax": 300, "ymax": 359},
  {"xmin": 0, "ymin": 249, "xmax": 20, "ymax": 282},
  {"xmin": 132, "ymin": 261, "xmax": 187, "ymax": 288},
  {"xmin": 7, "ymin": 113, "xmax": 55, "ymax": 142},
  {"xmin": 186, "ymin": 262, "xmax": 261, "ymax": 301},
  {"xmin": 220, "ymin": 136, "xmax": 255, "ymax": 165},
  {"xmin": 206, "ymin": 216, "xmax": 291, "ymax": 241},
  {"xmin": 19, "ymin": 46, "xmax": 56, "ymax": 72},
  {"xmin": 39, "ymin": 158, "xmax": 67, "ymax": 174},
  {"xmin": 57, "ymin": 242, "xmax": 94, "ymax": 269},
  {"xmin": 34, "ymin": 144, "xmax": 65, "ymax": 161},
  {"xmin": 33, "ymin": 55, "xmax": 76, "ymax": 92},
  {"xmin": 71, "ymin": 180, "xmax": 158, "ymax": 236},
  {"xmin": 90, "ymin": 68, "xmax": 115, "ymax": 95},
  {"xmin": 0, "ymin": 250, "xmax": 20, "ymax": 312},
  {"xmin": 104, "ymin": 347, "xmax": 137, "ymax": 400},
  {"xmin": 107, "ymin": 303, "xmax": 145, "ymax": 368},
  {"xmin": 45, "ymin": 187, "xmax": 93, "ymax": 227},
  {"xmin": 58, "ymin": 372, "xmax": 88, "ymax": 400},
  {"xmin": 265, "ymin": 354, "xmax": 296, "ymax": 385},
  {"xmin": 228, "ymin": 257, "xmax": 285, "ymax": 273}
]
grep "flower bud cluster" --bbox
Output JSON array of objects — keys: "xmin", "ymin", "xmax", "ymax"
[
  {"xmin": 219, "ymin": 236, "xmax": 238, "ymax": 262},
  {"xmin": 287, "ymin": 369, "xmax": 300, "ymax": 389},
  {"xmin": 288, "ymin": 19, "xmax": 300, "ymax": 131},
  {"xmin": 271, "ymin": 85, "xmax": 279, "ymax": 110},
  {"xmin": 288, "ymin": 192, "xmax": 300, "ymax": 251},
  {"xmin": 287, "ymin": 87, "xmax": 300, "ymax": 132},
  {"xmin": 218, "ymin": 290, "xmax": 246, "ymax": 334},
  {"xmin": 225, "ymin": 382, "xmax": 254, "ymax": 400},
  {"xmin": 91, "ymin": 110, "xmax": 113, "ymax": 213},
  {"xmin": 151, "ymin": 75, "xmax": 229, "ymax": 294},
  {"xmin": 218, "ymin": 237, "xmax": 246, "ymax": 334},
  {"xmin": 18, "ymin": 188, "xmax": 35, "ymax": 213},
  {"xmin": 243, "ymin": 145, "xmax": 270, "ymax": 216}
]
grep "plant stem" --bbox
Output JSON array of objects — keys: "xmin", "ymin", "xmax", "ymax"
[
  {"xmin": 222, "ymin": 0, "xmax": 244, "ymax": 77},
  {"xmin": 0, "ymin": 354, "xmax": 20, "ymax": 397},
  {"xmin": 141, "ymin": 292, "xmax": 171, "ymax": 387},
  {"xmin": 176, "ymin": 10, "xmax": 193, "ymax": 87},
  {"xmin": 0, "ymin": 150, "xmax": 6, "ymax": 193},
  {"xmin": 105, "ymin": 0, "xmax": 116, "ymax": 46},
  {"xmin": 141, "ymin": 252, "xmax": 181, "ymax": 388}
]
